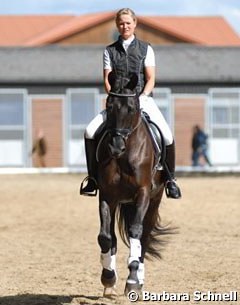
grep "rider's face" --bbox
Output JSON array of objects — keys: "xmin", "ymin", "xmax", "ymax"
[{"xmin": 116, "ymin": 14, "xmax": 136, "ymax": 40}]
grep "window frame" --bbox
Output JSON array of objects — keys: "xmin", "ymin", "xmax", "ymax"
[
  {"xmin": 65, "ymin": 88, "xmax": 101, "ymax": 167},
  {"xmin": 0, "ymin": 89, "xmax": 28, "ymax": 167}
]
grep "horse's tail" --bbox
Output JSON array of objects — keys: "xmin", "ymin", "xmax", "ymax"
[
  {"xmin": 143, "ymin": 212, "xmax": 177, "ymax": 260},
  {"xmin": 116, "ymin": 204, "xmax": 135, "ymax": 249},
  {"xmin": 117, "ymin": 203, "xmax": 177, "ymax": 260}
]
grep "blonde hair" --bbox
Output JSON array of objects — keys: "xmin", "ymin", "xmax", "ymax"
[{"xmin": 115, "ymin": 8, "xmax": 137, "ymax": 25}]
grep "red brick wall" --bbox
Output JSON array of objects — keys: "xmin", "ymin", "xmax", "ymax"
[
  {"xmin": 174, "ymin": 96, "xmax": 206, "ymax": 166},
  {"xmin": 31, "ymin": 97, "xmax": 63, "ymax": 167},
  {"xmin": 30, "ymin": 94, "xmax": 207, "ymax": 168}
]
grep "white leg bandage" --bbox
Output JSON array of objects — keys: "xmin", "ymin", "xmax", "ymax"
[
  {"xmin": 100, "ymin": 250, "xmax": 116, "ymax": 271},
  {"xmin": 137, "ymin": 262, "xmax": 145, "ymax": 285},
  {"xmin": 110, "ymin": 254, "xmax": 116, "ymax": 271},
  {"xmin": 140, "ymin": 96, "xmax": 173, "ymax": 145},
  {"xmin": 128, "ymin": 238, "xmax": 142, "ymax": 265}
]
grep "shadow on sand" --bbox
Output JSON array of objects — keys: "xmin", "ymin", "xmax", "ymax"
[{"xmin": 0, "ymin": 294, "xmax": 106, "ymax": 305}]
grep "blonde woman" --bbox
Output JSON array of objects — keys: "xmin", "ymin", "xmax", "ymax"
[{"xmin": 80, "ymin": 8, "xmax": 181, "ymax": 199}]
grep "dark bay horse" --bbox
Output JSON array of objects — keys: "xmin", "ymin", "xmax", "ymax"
[{"xmin": 96, "ymin": 73, "xmax": 173, "ymax": 298}]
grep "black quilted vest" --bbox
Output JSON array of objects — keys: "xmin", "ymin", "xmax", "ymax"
[{"xmin": 106, "ymin": 36, "xmax": 149, "ymax": 94}]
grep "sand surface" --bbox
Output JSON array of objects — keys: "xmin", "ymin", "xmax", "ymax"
[{"xmin": 0, "ymin": 174, "xmax": 239, "ymax": 305}]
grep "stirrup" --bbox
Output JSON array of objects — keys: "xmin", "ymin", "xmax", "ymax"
[
  {"xmin": 80, "ymin": 176, "xmax": 98, "ymax": 197},
  {"xmin": 165, "ymin": 180, "xmax": 181, "ymax": 199}
]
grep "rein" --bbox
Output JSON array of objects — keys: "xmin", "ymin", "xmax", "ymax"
[
  {"xmin": 96, "ymin": 116, "xmax": 142, "ymax": 162},
  {"xmin": 111, "ymin": 116, "xmax": 142, "ymax": 140}
]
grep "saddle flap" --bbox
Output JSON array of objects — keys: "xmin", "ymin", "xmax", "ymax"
[{"xmin": 141, "ymin": 112, "xmax": 166, "ymax": 168}]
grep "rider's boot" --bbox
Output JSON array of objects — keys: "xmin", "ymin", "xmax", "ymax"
[
  {"xmin": 164, "ymin": 141, "xmax": 181, "ymax": 199},
  {"xmin": 80, "ymin": 138, "xmax": 98, "ymax": 196}
]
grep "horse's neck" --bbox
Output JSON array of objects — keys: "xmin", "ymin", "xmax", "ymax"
[{"xmin": 128, "ymin": 120, "xmax": 151, "ymax": 151}]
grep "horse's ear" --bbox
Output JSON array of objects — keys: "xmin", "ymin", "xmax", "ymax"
[
  {"xmin": 108, "ymin": 71, "xmax": 116, "ymax": 88},
  {"xmin": 127, "ymin": 73, "xmax": 138, "ymax": 91}
]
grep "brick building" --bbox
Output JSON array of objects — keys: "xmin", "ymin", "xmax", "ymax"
[{"xmin": 0, "ymin": 13, "xmax": 240, "ymax": 168}]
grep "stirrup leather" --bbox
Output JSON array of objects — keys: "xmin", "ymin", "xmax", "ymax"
[{"xmin": 80, "ymin": 176, "xmax": 98, "ymax": 197}]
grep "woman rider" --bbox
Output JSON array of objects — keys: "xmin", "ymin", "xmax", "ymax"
[{"xmin": 80, "ymin": 8, "xmax": 181, "ymax": 199}]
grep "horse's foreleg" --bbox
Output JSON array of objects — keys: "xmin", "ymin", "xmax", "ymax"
[
  {"xmin": 125, "ymin": 231, "xmax": 143, "ymax": 296},
  {"xmin": 125, "ymin": 188, "xmax": 150, "ymax": 296},
  {"xmin": 98, "ymin": 200, "xmax": 117, "ymax": 297}
]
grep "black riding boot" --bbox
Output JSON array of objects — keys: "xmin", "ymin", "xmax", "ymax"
[
  {"xmin": 80, "ymin": 138, "xmax": 98, "ymax": 196},
  {"xmin": 164, "ymin": 141, "xmax": 181, "ymax": 199}
]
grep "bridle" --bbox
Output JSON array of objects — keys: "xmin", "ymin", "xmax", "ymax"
[{"xmin": 107, "ymin": 91, "xmax": 141, "ymax": 141}]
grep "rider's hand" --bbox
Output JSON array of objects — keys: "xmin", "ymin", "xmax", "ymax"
[{"xmin": 139, "ymin": 93, "xmax": 149, "ymax": 104}]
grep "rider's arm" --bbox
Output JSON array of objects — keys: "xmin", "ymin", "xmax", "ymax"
[
  {"xmin": 143, "ymin": 66, "xmax": 155, "ymax": 96},
  {"xmin": 142, "ymin": 45, "xmax": 155, "ymax": 96},
  {"xmin": 103, "ymin": 69, "xmax": 111, "ymax": 93},
  {"xmin": 103, "ymin": 49, "xmax": 112, "ymax": 93}
]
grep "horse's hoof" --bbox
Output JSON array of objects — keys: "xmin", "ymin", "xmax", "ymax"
[
  {"xmin": 124, "ymin": 282, "xmax": 142, "ymax": 297},
  {"xmin": 103, "ymin": 286, "xmax": 118, "ymax": 298},
  {"xmin": 101, "ymin": 269, "xmax": 117, "ymax": 288}
]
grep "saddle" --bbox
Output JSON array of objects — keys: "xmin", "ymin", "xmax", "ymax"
[{"xmin": 141, "ymin": 112, "xmax": 166, "ymax": 170}]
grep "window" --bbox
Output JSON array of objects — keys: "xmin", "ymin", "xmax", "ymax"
[
  {"xmin": 66, "ymin": 88, "xmax": 101, "ymax": 167},
  {"xmin": 0, "ymin": 90, "xmax": 27, "ymax": 166},
  {"xmin": 0, "ymin": 95, "xmax": 24, "ymax": 126},
  {"xmin": 208, "ymin": 89, "xmax": 240, "ymax": 165},
  {"xmin": 208, "ymin": 90, "xmax": 240, "ymax": 138}
]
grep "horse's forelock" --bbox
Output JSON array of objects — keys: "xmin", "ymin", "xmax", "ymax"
[{"xmin": 107, "ymin": 92, "xmax": 140, "ymax": 114}]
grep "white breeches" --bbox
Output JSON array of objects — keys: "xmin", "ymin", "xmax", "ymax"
[
  {"xmin": 85, "ymin": 96, "xmax": 173, "ymax": 145},
  {"xmin": 85, "ymin": 110, "xmax": 107, "ymax": 139}
]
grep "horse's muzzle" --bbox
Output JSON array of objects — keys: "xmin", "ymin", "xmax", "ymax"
[{"xmin": 108, "ymin": 135, "xmax": 126, "ymax": 158}]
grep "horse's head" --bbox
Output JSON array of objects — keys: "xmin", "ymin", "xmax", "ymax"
[{"xmin": 106, "ymin": 72, "xmax": 140, "ymax": 158}]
